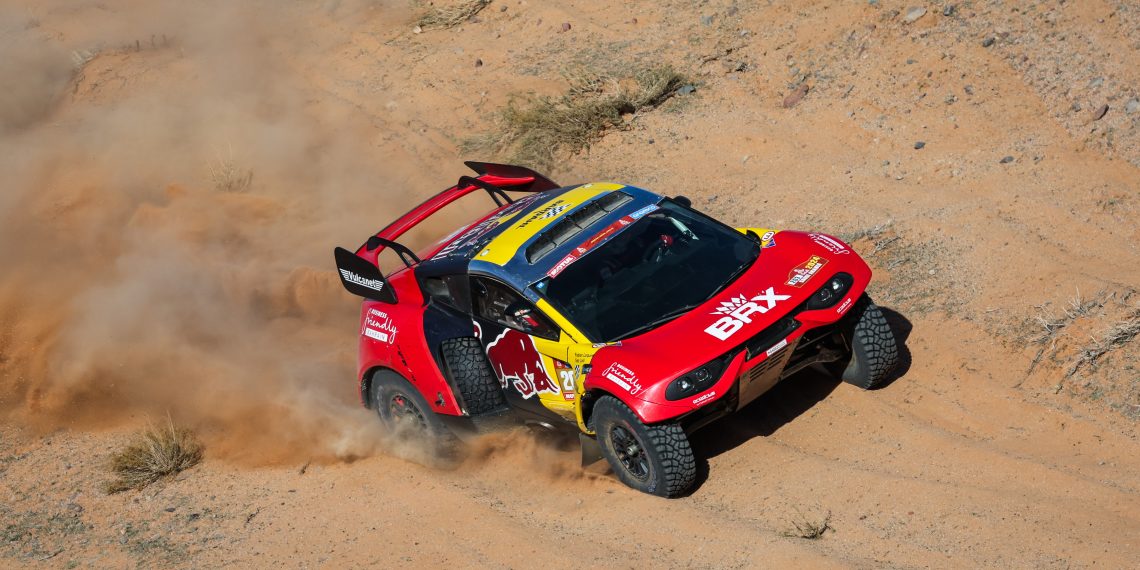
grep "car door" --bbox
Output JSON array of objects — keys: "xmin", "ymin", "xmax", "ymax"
[{"xmin": 470, "ymin": 276, "xmax": 577, "ymax": 424}]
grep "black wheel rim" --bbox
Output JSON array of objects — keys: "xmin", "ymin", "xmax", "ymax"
[
  {"xmin": 609, "ymin": 423, "xmax": 650, "ymax": 481},
  {"xmin": 387, "ymin": 392, "xmax": 427, "ymax": 434}
]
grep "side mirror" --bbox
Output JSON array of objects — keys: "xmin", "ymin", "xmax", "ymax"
[
  {"xmin": 673, "ymin": 195, "xmax": 692, "ymax": 208},
  {"xmin": 334, "ymin": 247, "xmax": 397, "ymax": 303}
]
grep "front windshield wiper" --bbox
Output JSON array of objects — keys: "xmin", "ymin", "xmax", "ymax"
[{"xmin": 612, "ymin": 303, "xmax": 703, "ymax": 342}]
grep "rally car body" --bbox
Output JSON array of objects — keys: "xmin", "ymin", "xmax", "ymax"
[{"xmin": 335, "ymin": 162, "xmax": 896, "ymax": 496}]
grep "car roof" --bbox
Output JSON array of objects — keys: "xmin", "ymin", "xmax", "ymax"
[{"xmin": 468, "ymin": 183, "xmax": 662, "ymax": 294}]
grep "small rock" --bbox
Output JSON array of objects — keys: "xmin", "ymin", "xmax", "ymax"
[
  {"xmin": 1091, "ymin": 104, "xmax": 1109, "ymax": 121},
  {"xmin": 630, "ymin": 18, "xmax": 638, "ymax": 24},
  {"xmin": 727, "ymin": 5, "xmax": 740, "ymax": 16},
  {"xmin": 869, "ymin": 0, "xmax": 879, "ymax": 5},
  {"xmin": 1000, "ymin": 155, "xmax": 1014, "ymax": 164},
  {"xmin": 648, "ymin": 139, "xmax": 655, "ymax": 144},
  {"xmin": 499, "ymin": 5, "xmax": 507, "ymax": 12},
  {"xmin": 882, "ymin": 160, "xmax": 891, "ymax": 166},
  {"xmin": 943, "ymin": 5, "xmax": 956, "ymax": 16},
  {"xmin": 560, "ymin": 22, "xmax": 571, "ymax": 32},
  {"xmin": 412, "ymin": 25, "xmax": 422, "ymax": 34},
  {"xmin": 903, "ymin": 7, "xmax": 927, "ymax": 23},
  {"xmin": 914, "ymin": 141, "xmax": 926, "ymax": 149},
  {"xmin": 1071, "ymin": 101, "xmax": 1083, "ymax": 112},
  {"xmin": 1126, "ymin": 98, "xmax": 1139, "ymax": 114},
  {"xmin": 165, "ymin": 507, "xmax": 176, "ymax": 513},
  {"xmin": 783, "ymin": 83, "xmax": 810, "ymax": 108},
  {"xmin": 1088, "ymin": 77, "xmax": 1104, "ymax": 89},
  {"xmin": 701, "ymin": 15, "xmax": 714, "ymax": 26},
  {"xmin": 982, "ymin": 36, "xmax": 995, "ymax": 47},
  {"xmin": 474, "ymin": 58, "xmax": 483, "ymax": 67},
  {"xmin": 906, "ymin": 58, "xmax": 916, "ymax": 65},
  {"xmin": 676, "ymin": 84, "xmax": 696, "ymax": 96},
  {"xmin": 963, "ymin": 84, "xmax": 974, "ymax": 95}
]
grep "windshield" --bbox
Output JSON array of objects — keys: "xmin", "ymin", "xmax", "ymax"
[{"xmin": 535, "ymin": 200, "xmax": 761, "ymax": 342}]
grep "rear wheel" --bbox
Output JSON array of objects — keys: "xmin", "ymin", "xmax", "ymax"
[
  {"xmin": 371, "ymin": 370, "xmax": 455, "ymax": 456},
  {"xmin": 591, "ymin": 396, "xmax": 696, "ymax": 498},
  {"xmin": 839, "ymin": 295, "xmax": 900, "ymax": 389}
]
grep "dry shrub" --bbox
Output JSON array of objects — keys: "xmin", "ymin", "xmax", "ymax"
[
  {"xmin": 104, "ymin": 418, "xmax": 204, "ymax": 494},
  {"xmin": 209, "ymin": 155, "xmax": 253, "ymax": 193},
  {"xmin": 464, "ymin": 65, "xmax": 690, "ymax": 170},
  {"xmin": 781, "ymin": 509, "xmax": 831, "ymax": 540},
  {"xmin": 417, "ymin": 0, "xmax": 492, "ymax": 30}
]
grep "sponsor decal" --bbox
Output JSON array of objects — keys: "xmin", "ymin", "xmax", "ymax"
[
  {"xmin": 602, "ymin": 362, "xmax": 644, "ymax": 395},
  {"xmin": 760, "ymin": 230, "xmax": 777, "ymax": 249},
  {"xmin": 436, "ymin": 217, "xmax": 503, "ymax": 258},
  {"xmin": 518, "ymin": 199, "xmax": 570, "ymax": 228},
  {"xmin": 541, "ymin": 204, "xmax": 569, "ymax": 219},
  {"xmin": 361, "ymin": 308, "xmax": 398, "ymax": 344},
  {"xmin": 836, "ymin": 297, "xmax": 854, "ymax": 315},
  {"xmin": 485, "ymin": 329, "xmax": 559, "ymax": 399},
  {"xmin": 705, "ymin": 287, "xmax": 793, "ymax": 341},
  {"xmin": 339, "ymin": 269, "xmax": 386, "ymax": 293},
  {"xmin": 547, "ymin": 214, "xmax": 637, "ymax": 278},
  {"xmin": 765, "ymin": 339, "xmax": 788, "ymax": 357},
  {"xmin": 809, "ymin": 233, "xmax": 850, "ymax": 255},
  {"xmin": 628, "ymin": 204, "xmax": 658, "ymax": 220},
  {"xmin": 554, "ymin": 359, "xmax": 576, "ymax": 400},
  {"xmin": 786, "ymin": 255, "xmax": 827, "ymax": 288},
  {"xmin": 692, "ymin": 391, "xmax": 717, "ymax": 406}
]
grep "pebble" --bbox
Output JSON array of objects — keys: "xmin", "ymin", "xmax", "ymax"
[
  {"xmin": 701, "ymin": 15, "xmax": 714, "ymax": 26},
  {"xmin": 412, "ymin": 25, "xmax": 422, "ymax": 34},
  {"xmin": 914, "ymin": 141, "xmax": 926, "ymax": 149},
  {"xmin": 475, "ymin": 58, "xmax": 483, "ymax": 67},
  {"xmin": 1091, "ymin": 104, "xmax": 1109, "ymax": 121},
  {"xmin": 500, "ymin": 5, "xmax": 507, "ymax": 11},
  {"xmin": 903, "ymin": 7, "xmax": 927, "ymax": 23},
  {"xmin": 783, "ymin": 83, "xmax": 810, "ymax": 108},
  {"xmin": 1000, "ymin": 155, "xmax": 1014, "ymax": 164},
  {"xmin": 1088, "ymin": 77, "xmax": 1104, "ymax": 89},
  {"xmin": 560, "ymin": 22, "xmax": 571, "ymax": 32},
  {"xmin": 676, "ymin": 84, "xmax": 696, "ymax": 95},
  {"xmin": 1126, "ymin": 98, "xmax": 1140, "ymax": 114},
  {"xmin": 964, "ymin": 85, "xmax": 975, "ymax": 95},
  {"xmin": 943, "ymin": 5, "xmax": 956, "ymax": 16},
  {"xmin": 982, "ymin": 36, "xmax": 995, "ymax": 47}
]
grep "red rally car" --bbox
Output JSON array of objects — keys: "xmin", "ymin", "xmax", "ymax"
[{"xmin": 334, "ymin": 162, "xmax": 900, "ymax": 497}]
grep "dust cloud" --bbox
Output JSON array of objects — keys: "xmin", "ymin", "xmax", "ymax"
[{"xmin": 0, "ymin": 0, "xmax": 421, "ymax": 463}]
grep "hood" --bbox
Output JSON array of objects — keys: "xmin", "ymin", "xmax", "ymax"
[{"xmin": 584, "ymin": 230, "xmax": 871, "ymax": 407}]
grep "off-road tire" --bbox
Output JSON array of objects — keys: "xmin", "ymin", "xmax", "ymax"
[
  {"xmin": 840, "ymin": 296, "xmax": 900, "ymax": 389},
  {"xmin": 441, "ymin": 337, "xmax": 507, "ymax": 415},
  {"xmin": 591, "ymin": 396, "xmax": 696, "ymax": 498},
  {"xmin": 370, "ymin": 370, "xmax": 454, "ymax": 454}
]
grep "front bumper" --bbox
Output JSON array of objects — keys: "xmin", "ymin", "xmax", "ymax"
[{"xmin": 677, "ymin": 306, "xmax": 853, "ymax": 433}]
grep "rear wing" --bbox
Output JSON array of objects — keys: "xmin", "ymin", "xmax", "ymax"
[{"xmin": 333, "ymin": 162, "xmax": 559, "ymax": 301}]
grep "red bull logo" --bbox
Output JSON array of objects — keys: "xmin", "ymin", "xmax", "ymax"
[{"xmin": 485, "ymin": 329, "xmax": 558, "ymax": 399}]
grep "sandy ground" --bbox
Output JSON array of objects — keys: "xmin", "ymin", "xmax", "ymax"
[{"xmin": 2, "ymin": 0, "xmax": 1139, "ymax": 568}]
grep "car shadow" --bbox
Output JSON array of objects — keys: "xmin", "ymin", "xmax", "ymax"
[{"xmin": 689, "ymin": 366, "xmax": 842, "ymax": 461}]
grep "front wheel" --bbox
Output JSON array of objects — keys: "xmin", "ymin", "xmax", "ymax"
[
  {"xmin": 591, "ymin": 396, "xmax": 696, "ymax": 498},
  {"xmin": 839, "ymin": 295, "xmax": 900, "ymax": 389}
]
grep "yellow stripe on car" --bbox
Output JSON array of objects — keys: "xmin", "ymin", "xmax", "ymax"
[{"xmin": 476, "ymin": 183, "xmax": 623, "ymax": 265}]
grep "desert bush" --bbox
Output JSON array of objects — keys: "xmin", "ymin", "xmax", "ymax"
[{"xmin": 104, "ymin": 418, "xmax": 203, "ymax": 494}]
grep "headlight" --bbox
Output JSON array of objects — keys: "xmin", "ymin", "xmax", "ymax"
[
  {"xmin": 666, "ymin": 352, "xmax": 734, "ymax": 401},
  {"xmin": 805, "ymin": 273, "xmax": 853, "ymax": 311}
]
